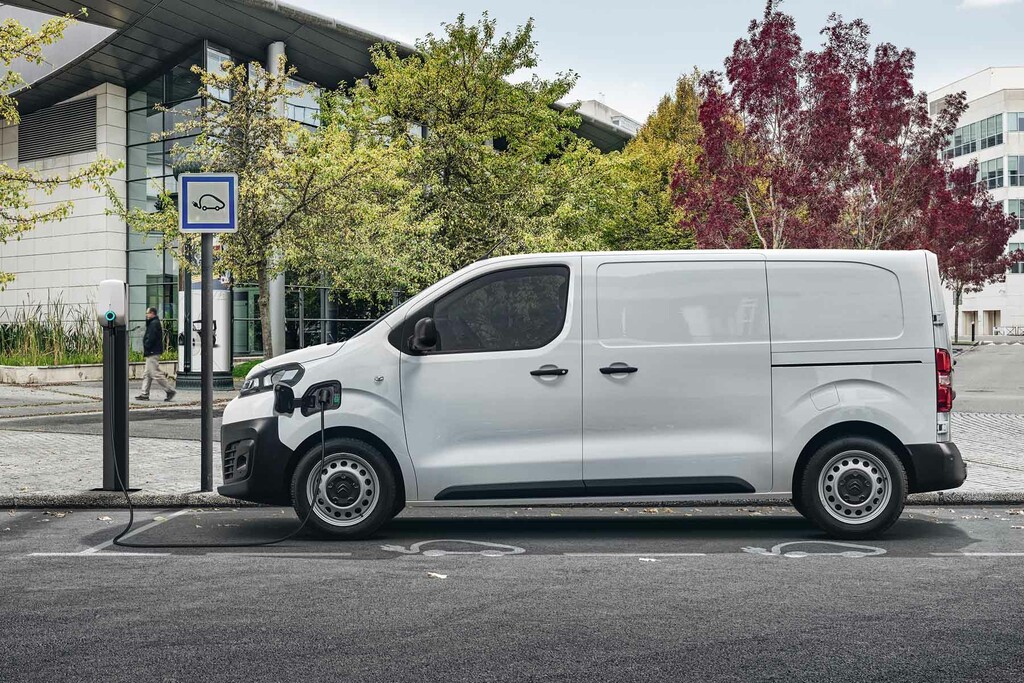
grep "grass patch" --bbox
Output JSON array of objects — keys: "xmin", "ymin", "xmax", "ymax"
[{"xmin": 233, "ymin": 359, "xmax": 262, "ymax": 378}]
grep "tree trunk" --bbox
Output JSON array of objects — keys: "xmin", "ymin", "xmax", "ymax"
[
  {"xmin": 257, "ymin": 264, "xmax": 274, "ymax": 358},
  {"xmin": 953, "ymin": 285, "xmax": 962, "ymax": 345}
]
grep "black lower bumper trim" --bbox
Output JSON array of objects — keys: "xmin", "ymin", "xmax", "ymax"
[
  {"xmin": 434, "ymin": 476, "xmax": 754, "ymax": 501},
  {"xmin": 217, "ymin": 417, "xmax": 293, "ymax": 505},
  {"xmin": 906, "ymin": 441, "xmax": 967, "ymax": 493}
]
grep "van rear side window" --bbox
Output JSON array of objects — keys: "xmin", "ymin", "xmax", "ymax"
[
  {"xmin": 767, "ymin": 262, "xmax": 903, "ymax": 343},
  {"xmin": 596, "ymin": 261, "xmax": 769, "ymax": 347}
]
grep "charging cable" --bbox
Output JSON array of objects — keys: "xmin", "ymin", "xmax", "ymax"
[{"xmin": 110, "ymin": 387, "xmax": 333, "ymax": 549}]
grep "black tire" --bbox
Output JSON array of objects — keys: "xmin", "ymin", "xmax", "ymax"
[
  {"xmin": 799, "ymin": 436, "xmax": 907, "ymax": 540},
  {"xmin": 291, "ymin": 437, "xmax": 397, "ymax": 540},
  {"xmin": 791, "ymin": 493, "xmax": 808, "ymax": 519}
]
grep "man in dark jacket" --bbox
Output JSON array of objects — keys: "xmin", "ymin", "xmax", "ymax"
[{"xmin": 137, "ymin": 307, "xmax": 175, "ymax": 401}]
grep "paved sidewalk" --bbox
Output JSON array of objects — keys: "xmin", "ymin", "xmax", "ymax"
[
  {"xmin": 0, "ymin": 381, "xmax": 238, "ymax": 419},
  {"xmin": 0, "ymin": 412, "xmax": 1021, "ymax": 507}
]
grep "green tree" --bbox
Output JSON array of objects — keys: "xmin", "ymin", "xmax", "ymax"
[
  {"xmin": 111, "ymin": 57, "xmax": 392, "ymax": 357},
  {"xmin": 351, "ymin": 13, "xmax": 593, "ymax": 275},
  {"xmin": 599, "ymin": 71, "xmax": 702, "ymax": 251},
  {"xmin": 1, "ymin": 10, "xmax": 120, "ymax": 288}
]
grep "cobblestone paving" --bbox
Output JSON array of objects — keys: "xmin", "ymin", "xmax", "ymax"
[
  {"xmin": 952, "ymin": 412, "xmax": 1024, "ymax": 491},
  {"xmin": 0, "ymin": 412, "xmax": 1021, "ymax": 497},
  {"xmin": 0, "ymin": 430, "xmax": 223, "ymax": 495}
]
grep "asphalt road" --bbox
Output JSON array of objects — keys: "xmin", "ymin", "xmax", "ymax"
[
  {"xmin": 953, "ymin": 344, "xmax": 1024, "ymax": 413},
  {"xmin": 2, "ymin": 506, "xmax": 1023, "ymax": 682}
]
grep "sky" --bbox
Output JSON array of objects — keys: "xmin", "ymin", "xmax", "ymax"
[{"xmin": 292, "ymin": 0, "xmax": 1024, "ymax": 123}]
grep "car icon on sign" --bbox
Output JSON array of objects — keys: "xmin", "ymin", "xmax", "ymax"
[{"xmin": 193, "ymin": 194, "xmax": 225, "ymax": 211}]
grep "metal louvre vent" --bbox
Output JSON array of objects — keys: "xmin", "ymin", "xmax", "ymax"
[{"xmin": 18, "ymin": 97, "xmax": 97, "ymax": 162}]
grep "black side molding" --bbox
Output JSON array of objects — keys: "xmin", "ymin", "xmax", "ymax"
[{"xmin": 434, "ymin": 476, "xmax": 754, "ymax": 501}]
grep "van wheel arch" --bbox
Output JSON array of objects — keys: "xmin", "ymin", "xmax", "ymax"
[
  {"xmin": 287, "ymin": 426, "xmax": 406, "ymax": 513},
  {"xmin": 792, "ymin": 421, "xmax": 915, "ymax": 504}
]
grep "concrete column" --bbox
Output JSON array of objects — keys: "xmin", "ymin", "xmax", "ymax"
[{"xmin": 266, "ymin": 41, "xmax": 287, "ymax": 356}]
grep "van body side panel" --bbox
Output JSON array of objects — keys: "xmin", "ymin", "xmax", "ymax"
[
  {"xmin": 399, "ymin": 257, "xmax": 584, "ymax": 501},
  {"xmin": 766, "ymin": 252, "xmax": 938, "ymax": 492},
  {"xmin": 275, "ymin": 332, "xmax": 417, "ymax": 501},
  {"xmin": 582, "ymin": 254, "xmax": 773, "ymax": 493}
]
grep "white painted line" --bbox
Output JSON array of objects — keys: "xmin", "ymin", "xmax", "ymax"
[
  {"xmin": 29, "ymin": 552, "xmax": 170, "ymax": 557},
  {"xmin": 931, "ymin": 552, "xmax": 1024, "ymax": 557},
  {"xmin": 81, "ymin": 508, "xmax": 194, "ymax": 554},
  {"xmin": 564, "ymin": 552, "xmax": 707, "ymax": 557},
  {"xmin": 227, "ymin": 552, "xmax": 352, "ymax": 558}
]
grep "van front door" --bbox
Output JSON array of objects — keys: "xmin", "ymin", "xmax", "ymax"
[
  {"xmin": 582, "ymin": 255, "xmax": 773, "ymax": 494},
  {"xmin": 400, "ymin": 259, "xmax": 583, "ymax": 501}
]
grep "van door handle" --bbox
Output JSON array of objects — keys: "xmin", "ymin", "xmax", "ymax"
[
  {"xmin": 530, "ymin": 367, "xmax": 569, "ymax": 376},
  {"xmin": 600, "ymin": 365, "xmax": 638, "ymax": 375}
]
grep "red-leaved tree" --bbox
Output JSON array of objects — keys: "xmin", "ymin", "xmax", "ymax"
[
  {"xmin": 924, "ymin": 164, "xmax": 1021, "ymax": 342},
  {"xmin": 673, "ymin": 0, "xmax": 980, "ymax": 255}
]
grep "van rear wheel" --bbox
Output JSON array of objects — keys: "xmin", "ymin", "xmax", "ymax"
[
  {"xmin": 291, "ymin": 437, "xmax": 396, "ymax": 540},
  {"xmin": 799, "ymin": 436, "xmax": 907, "ymax": 540}
]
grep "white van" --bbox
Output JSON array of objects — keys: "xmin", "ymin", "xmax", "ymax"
[{"xmin": 219, "ymin": 250, "xmax": 965, "ymax": 539}]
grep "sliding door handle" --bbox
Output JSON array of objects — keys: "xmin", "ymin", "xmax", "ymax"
[
  {"xmin": 531, "ymin": 367, "xmax": 569, "ymax": 376},
  {"xmin": 600, "ymin": 365, "xmax": 638, "ymax": 375}
]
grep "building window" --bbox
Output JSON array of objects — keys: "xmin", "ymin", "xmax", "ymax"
[
  {"xmin": 285, "ymin": 77, "xmax": 320, "ymax": 127},
  {"xmin": 945, "ymin": 114, "xmax": 1003, "ymax": 159},
  {"xmin": 977, "ymin": 157, "xmax": 1004, "ymax": 189},
  {"xmin": 1010, "ymin": 200, "xmax": 1024, "ymax": 232},
  {"xmin": 207, "ymin": 47, "xmax": 233, "ymax": 102},
  {"xmin": 1010, "ymin": 113, "xmax": 1024, "ymax": 132},
  {"xmin": 1010, "ymin": 156, "xmax": 1023, "ymax": 187},
  {"xmin": 1009, "ymin": 242, "xmax": 1024, "ymax": 274}
]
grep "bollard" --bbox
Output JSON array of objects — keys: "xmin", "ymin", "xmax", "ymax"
[
  {"xmin": 97, "ymin": 280, "xmax": 130, "ymax": 491},
  {"xmin": 971, "ymin": 321, "xmax": 975, "ymax": 343}
]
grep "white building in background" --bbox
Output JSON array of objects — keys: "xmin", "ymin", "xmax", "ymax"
[
  {"xmin": 575, "ymin": 99, "xmax": 642, "ymax": 136},
  {"xmin": 929, "ymin": 67, "xmax": 1024, "ymax": 337}
]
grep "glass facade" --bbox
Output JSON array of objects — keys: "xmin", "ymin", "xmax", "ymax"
[
  {"xmin": 944, "ymin": 114, "xmax": 1003, "ymax": 159},
  {"xmin": 1009, "ymin": 113, "xmax": 1024, "ymax": 132},
  {"xmin": 125, "ymin": 40, "xmax": 383, "ymax": 357},
  {"xmin": 977, "ymin": 157, "xmax": 1004, "ymax": 189}
]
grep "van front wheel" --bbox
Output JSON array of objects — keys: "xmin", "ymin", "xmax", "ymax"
[
  {"xmin": 799, "ymin": 436, "xmax": 907, "ymax": 540},
  {"xmin": 291, "ymin": 437, "xmax": 397, "ymax": 539}
]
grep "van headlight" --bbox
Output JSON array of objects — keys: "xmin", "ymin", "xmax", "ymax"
[{"xmin": 240, "ymin": 363, "xmax": 305, "ymax": 397}]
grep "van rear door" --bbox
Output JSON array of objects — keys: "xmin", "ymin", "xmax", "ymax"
[{"xmin": 581, "ymin": 254, "xmax": 773, "ymax": 495}]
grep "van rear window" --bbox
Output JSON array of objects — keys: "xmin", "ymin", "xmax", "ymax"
[
  {"xmin": 596, "ymin": 261, "xmax": 769, "ymax": 346},
  {"xmin": 767, "ymin": 262, "xmax": 903, "ymax": 343}
]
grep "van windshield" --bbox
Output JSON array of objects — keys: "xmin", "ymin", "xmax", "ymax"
[{"xmin": 348, "ymin": 303, "xmax": 401, "ymax": 340}]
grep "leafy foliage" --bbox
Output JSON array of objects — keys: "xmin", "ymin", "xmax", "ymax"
[{"xmin": 1, "ymin": 10, "xmax": 121, "ymax": 288}]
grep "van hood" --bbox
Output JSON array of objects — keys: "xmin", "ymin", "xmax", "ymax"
[{"xmin": 247, "ymin": 343, "xmax": 344, "ymax": 377}]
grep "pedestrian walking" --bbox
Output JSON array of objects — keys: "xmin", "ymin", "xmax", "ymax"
[{"xmin": 137, "ymin": 306, "xmax": 176, "ymax": 402}]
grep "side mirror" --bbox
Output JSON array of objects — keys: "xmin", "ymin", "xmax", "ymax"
[
  {"xmin": 411, "ymin": 316, "xmax": 438, "ymax": 353},
  {"xmin": 274, "ymin": 384, "xmax": 295, "ymax": 415}
]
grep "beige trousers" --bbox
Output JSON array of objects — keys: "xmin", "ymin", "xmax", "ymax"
[{"xmin": 141, "ymin": 355, "xmax": 174, "ymax": 396}]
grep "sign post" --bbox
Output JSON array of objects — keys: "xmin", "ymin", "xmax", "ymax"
[{"xmin": 179, "ymin": 173, "xmax": 238, "ymax": 492}]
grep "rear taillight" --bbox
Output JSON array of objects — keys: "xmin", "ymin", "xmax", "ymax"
[{"xmin": 936, "ymin": 348, "xmax": 954, "ymax": 413}]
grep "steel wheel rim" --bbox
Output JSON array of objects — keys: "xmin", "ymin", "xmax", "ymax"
[
  {"xmin": 306, "ymin": 452, "xmax": 380, "ymax": 527},
  {"xmin": 817, "ymin": 450, "xmax": 891, "ymax": 525}
]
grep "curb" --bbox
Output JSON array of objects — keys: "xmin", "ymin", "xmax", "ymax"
[
  {"xmin": 0, "ymin": 491, "xmax": 263, "ymax": 508},
  {"xmin": 2, "ymin": 491, "xmax": 1022, "ymax": 509}
]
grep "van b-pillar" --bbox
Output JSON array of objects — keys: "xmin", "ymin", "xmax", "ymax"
[{"xmin": 97, "ymin": 280, "xmax": 130, "ymax": 491}]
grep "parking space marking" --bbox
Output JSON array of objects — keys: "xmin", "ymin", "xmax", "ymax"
[
  {"xmin": 930, "ymin": 552, "xmax": 1024, "ymax": 557},
  {"xmin": 27, "ymin": 509, "xmax": 191, "ymax": 558},
  {"xmin": 381, "ymin": 539, "xmax": 526, "ymax": 556},
  {"xmin": 563, "ymin": 552, "xmax": 706, "ymax": 557}
]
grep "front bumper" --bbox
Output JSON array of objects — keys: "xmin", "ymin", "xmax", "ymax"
[
  {"xmin": 217, "ymin": 417, "xmax": 294, "ymax": 505},
  {"xmin": 905, "ymin": 441, "xmax": 967, "ymax": 493}
]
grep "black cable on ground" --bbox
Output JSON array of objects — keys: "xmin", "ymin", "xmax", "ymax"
[{"xmin": 110, "ymin": 392, "xmax": 329, "ymax": 549}]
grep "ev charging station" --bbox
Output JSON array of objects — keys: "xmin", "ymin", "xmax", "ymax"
[
  {"xmin": 96, "ymin": 279, "xmax": 130, "ymax": 491},
  {"xmin": 178, "ymin": 172, "xmax": 238, "ymax": 492}
]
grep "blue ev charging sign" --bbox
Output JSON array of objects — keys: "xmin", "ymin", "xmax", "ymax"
[{"xmin": 178, "ymin": 173, "xmax": 238, "ymax": 232}]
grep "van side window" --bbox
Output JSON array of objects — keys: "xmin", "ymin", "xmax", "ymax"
[
  {"xmin": 420, "ymin": 265, "xmax": 570, "ymax": 353},
  {"xmin": 596, "ymin": 261, "xmax": 768, "ymax": 346},
  {"xmin": 767, "ymin": 262, "xmax": 903, "ymax": 342}
]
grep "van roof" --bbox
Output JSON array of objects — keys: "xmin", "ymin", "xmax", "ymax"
[{"xmin": 478, "ymin": 249, "xmax": 933, "ymax": 264}]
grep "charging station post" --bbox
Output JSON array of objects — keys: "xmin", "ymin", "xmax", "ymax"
[
  {"xmin": 97, "ymin": 280, "xmax": 130, "ymax": 491},
  {"xmin": 179, "ymin": 172, "xmax": 238, "ymax": 492}
]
